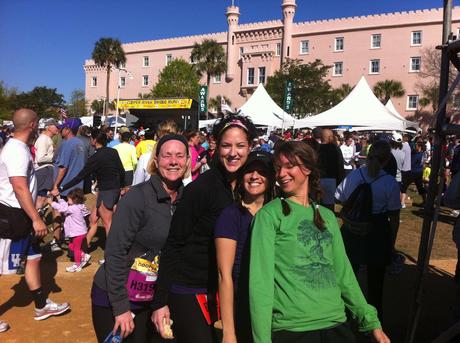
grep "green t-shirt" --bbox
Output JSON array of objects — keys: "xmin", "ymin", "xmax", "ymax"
[{"xmin": 249, "ymin": 198, "xmax": 380, "ymax": 343}]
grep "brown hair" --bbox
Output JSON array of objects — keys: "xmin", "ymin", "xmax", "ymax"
[
  {"xmin": 67, "ymin": 188, "xmax": 85, "ymax": 205},
  {"xmin": 274, "ymin": 141, "xmax": 326, "ymax": 231},
  {"xmin": 157, "ymin": 120, "xmax": 179, "ymax": 138},
  {"xmin": 366, "ymin": 140, "xmax": 391, "ymax": 178}
]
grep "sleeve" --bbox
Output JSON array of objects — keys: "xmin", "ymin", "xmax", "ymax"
[
  {"xmin": 444, "ymin": 172, "xmax": 460, "ymax": 209},
  {"xmin": 335, "ymin": 177, "xmax": 348, "ymax": 203},
  {"xmin": 327, "ymin": 213, "xmax": 381, "ymax": 332},
  {"xmin": 34, "ymin": 137, "xmax": 53, "ymax": 164},
  {"xmin": 50, "ymin": 199, "xmax": 69, "ymax": 213},
  {"xmin": 60, "ymin": 153, "xmax": 98, "ymax": 192},
  {"xmin": 136, "ymin": 143, "xmax": 142, "ymax": 158},
  {"xmin": 249, "ymin": 208, "xmax": 276, "ymax": 343},
  {"xmin": 386, "ymin": 178, "xmax": 402, "ymax": 211},
  {"xmin": 104, "ymin": 187, "xmax": 145, "ymax": 316},
  {"xmin": 151, "ymin": 182, "xmax": 206, "ymax": 310},
  {"xmin": 214, "ymin": 206, "xmax": 239, "ymax": 241},
  {"xmin": 4, "ymin": 149, "xmax": 29, "ymax": 177}
]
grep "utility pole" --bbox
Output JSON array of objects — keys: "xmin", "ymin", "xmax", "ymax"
[{"xmin": 405, "ymin": 1, "xmax": 453, "ymax": 342}]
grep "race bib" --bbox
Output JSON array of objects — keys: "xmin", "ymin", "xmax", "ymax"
[{"xmin": 126, "ymin": 256, "xmax": 159, "ymax": 302}]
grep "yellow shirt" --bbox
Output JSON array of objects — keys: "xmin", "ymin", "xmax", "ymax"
[
  {"xmin": 423, "ymin": 166, "xmax": 431, "ymax": 182},
  {"xmin": 136, "ymin": 139, "xmax": 156, "ymax": 158},
  {"xmin": 114, "ymin": 142, "xmax": 138, "ymax": 171}
]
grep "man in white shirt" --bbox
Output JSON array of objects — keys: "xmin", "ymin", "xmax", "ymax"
[
  {"xmin": 401, "ymin": 134, "xmax": 412, "ymax": 208},
  {"xmin": 340, "ymin": 136, "xmax": 355, "ymax": 176},
  {"xmin": 0, "ymin": 109, "xmax": 70, "ymax": 329},
  {"xmin": 34, "ymin": 119, "xmax": 59, "ymax": 211}
]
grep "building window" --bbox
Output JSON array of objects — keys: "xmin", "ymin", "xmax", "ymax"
[
  {"xmin": 258, "ymin": 67, "xmax": 266, "ymax": 84},
  {"xmin": 119, "ymin": 76, "xmax": 126, "ymax": 87},
  {"xmin": 142, "ymin": 75, "xmax": 149, "ymax": 87},
  {"xmin": 410, "ymin": 57, "xmax": 421, "ymax": 72},
  {"xmin": 371, "ymin": 34, "xmax": 381, "ymax": 48},
  {"xmin": 369, "ymin": 59, "xmax": 380, "ymax": 74},
  {"xmin": 411, "ymin": 31, "xmax": 422, "ymax": 45},
  {"xmin": 407, "ymin": 95, "xmax": 419, "ymax": 110},
  {"xmin": 333, "ymin": 62, "xmax": 343, "ymax": 76},
  {"xmin": 300, "ymin": 40, "xmax": 309, "ymax": 54},
  {"xmin": 166, "ymin": 54, "xmax": 172, "ymax": 65},
  {"xmin": 191, "ymin": 55, "xmax": 197, "ymax": 64},
  {"xmin": 213, "ymin": 74, "xmax": 222, "ymax": 83},
  {"xmin": 91, "ymin": 76, "xmax": 97, "ymax": 87},
  {"xmin": 247, "ymin": 68, "xmax": 255, "ymax": 85},
  {"xmin": 240, "ymin": 47, "xmax": 244, "ymax": 59},
  {"xmin": 276, "ymin": 43, "xmax": 281, "ymax": 56},
  {"xmin": 334, "ymin": 37, "xmax": 344, "ymax": 51},
  {"xmin": 143, "ymin": 56, "xmax": 149, "ymax": 67}
]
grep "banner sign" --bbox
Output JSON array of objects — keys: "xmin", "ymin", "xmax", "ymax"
[
  {"xmin": 118, "ymin": 99, "xmax": 193, "ymax": 110},
  {"xmin": 199, "ymin": 86, "xmax": 208, "ymax": 113},
  {"xmin": 283, "ymin": 80, "xmax": 294, "ymax": 113}
]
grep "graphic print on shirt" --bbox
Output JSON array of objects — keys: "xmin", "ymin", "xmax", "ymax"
[{"xmin": 292, "ymin": 219, "xmax": 336, "ymax": 289}]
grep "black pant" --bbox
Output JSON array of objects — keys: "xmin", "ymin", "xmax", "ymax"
[
  {"xmin": 352, "ymin": 264, "xmax": 386, "ymax": 320},
  {"xmin": 92, "ymin": 304, "xmax": 166, "ymax": 343},
  {"xmin": 272, "ymin": 323, "xmax": 356, "ymax": 343},
  {"xmin": 169, "ymin": 293, "xmax": 218, "ymax": 343}
]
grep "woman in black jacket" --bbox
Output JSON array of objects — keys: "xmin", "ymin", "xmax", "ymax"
[
  {"xmin": 59, "ymin": 128, "xmax": 125, "ymax": 244},
  {"xmin": 151, "ymin": 115, "xmax": 256, "ymax": 342},
  {"xmin": 91, "ymin": 134, "xmax": 191, "ymax": 342}
]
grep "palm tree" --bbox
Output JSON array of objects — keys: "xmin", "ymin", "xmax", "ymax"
[
  {"xmin": 209, "ymin": 95, "xmax": 232, "ymax": 113},
  {"xmin": 373, "ymin": 80, "xmax": 405, "ymax": 104},
  {"xmin": 191, "ymin": 39, "xmax": 226, "ymax": 118},
  {"xmin": 334, "ymin": 83, "xmax": 353, "ymax": 101},
  {"xmin": 91, "ymin": 38, "xmax": 126, "ymax": 116}
]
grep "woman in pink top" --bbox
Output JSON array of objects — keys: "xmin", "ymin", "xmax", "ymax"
[
  {"xmin": 48, "ymin": 188, "xmax": 91, "ymax": 272},
  {"xmin": 186, "ymin": 129, "xmax": 207, "ymax": 181}
]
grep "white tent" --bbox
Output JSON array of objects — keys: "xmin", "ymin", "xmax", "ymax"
[
  {"xmin": 385, "ymin": 99, "xmax": 419, "ymax": 129},
  {"xmin": 239, "ymin": 83, "xmax": 296, "ymax": 127},
  {"xmin": 294, "ymin": 76, "xmax": 415, "ymax": 130}
]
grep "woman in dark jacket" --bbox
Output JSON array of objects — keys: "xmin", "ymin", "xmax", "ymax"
[
  {"xmin": 90, "ymin": 134, "xmax": 191, "ymax": 342},
  {"xmin": 151, "ymin": 115, "xmax": 256, "ymax": 343}
]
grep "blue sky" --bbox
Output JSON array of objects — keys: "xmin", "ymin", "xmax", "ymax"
[{"xmin": 0, "ymin": 0, "xmax": 456, "ymax": 102}]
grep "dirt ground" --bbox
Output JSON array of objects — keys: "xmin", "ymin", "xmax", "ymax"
[{"xmin": 0, "ymin": 191, "xmax": 459, "ymax": 343}]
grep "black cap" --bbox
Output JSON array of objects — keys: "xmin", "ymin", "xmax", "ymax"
[{"xmin": 240, "ymin": 150, "xmax": 275, "ymax": 177}]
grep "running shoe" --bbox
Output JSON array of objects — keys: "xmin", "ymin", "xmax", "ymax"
[
  {"xmin": 65, "ymin": 264, "xmax": 82, "ymax": 273},
  {"xmin": 98, "ymin": 259, "xmax": 105, "ymax": 265},
  {"xmin": 451, "ymin": 210, "xmax": 460, "ymax": 217},
  {"xmin": 79, "ymin": 253, "xmax": 91, "ymax": 269},
  {"xmin": 401, "ymin": 203, "xmax": 406, "ymax": 209},
  {"xmin": 0, "ymin": 320, "xmax": 9, "ymax": 333},
  {"xmin": 34, "ymin": 299, "xmax": 70, "ymax": 321},
  {"xmin": 49, "ymin": 239, "xmax": 62, "ymax": 252}
]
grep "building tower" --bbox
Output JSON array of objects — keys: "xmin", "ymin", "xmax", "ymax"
[
  {"xmin": 225, "ymin": 4, "xmax": 240, "ymax": 82},
  {"xmin": 281, "ymin": 0, "xmax": 297, "ymax": 63}
]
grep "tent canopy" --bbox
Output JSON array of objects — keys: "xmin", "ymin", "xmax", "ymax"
[
  {"xmin": 294, "ymin": 76, "xmax": 415, "ymax": 130},
  {"xmin": 385, "ymin": 99, "xmax": 419, "ymax": 129},
  {"xmin": 239, "ymin": 83, "xmax": 296, "ymax": 127}
]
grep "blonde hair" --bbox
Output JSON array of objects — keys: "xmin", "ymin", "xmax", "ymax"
[
  {"xmin": 147, "ymin": 141, "xmax": 191, "ymax": 178},
  {"xmin": 157, "ymin": 120, "xmax": 179, "ymax": 139}
]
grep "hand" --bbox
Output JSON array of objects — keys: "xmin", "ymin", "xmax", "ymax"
[
  {"xmin": 32, "ymin": 218, "xmax": 48, "ymax": 238},
  {"xmin": 51, "ymin": 187, "xmax": 60, "ymax": 197},
  {"xmin": 120, "ymin": 187, "xmax": 129, "ymax": 196},
  {"xmin": 151, "ymin": 305, "xmax": 171, "ymax": 339},
  {"xmin": 113, "ymin": 311, "xmax": 135, "ymax": 338},
  {"xmin": 371, "ymin": 328, "xmax": 390, "ymax": 343},
  {"xmin": 200, "ymin": 157, "xmax": 207, "ymax": 165},
  {"xmin": 46, "ymin": 197, "xmax": 53, "ymax": 205}
]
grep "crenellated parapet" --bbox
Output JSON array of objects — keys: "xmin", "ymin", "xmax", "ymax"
[{"xmin": 234, "ymin": 27, "xmax": 283, "ymax": 43}]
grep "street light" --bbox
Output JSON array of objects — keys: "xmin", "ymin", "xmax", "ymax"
[{"xmin": 115, "ymin": 67, "xmax": 133, "ymax": 133}]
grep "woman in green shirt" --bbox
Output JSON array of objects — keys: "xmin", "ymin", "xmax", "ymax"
[{"xmin": 249, "ymin": 141, "xmax": 390, "ymax": 343}]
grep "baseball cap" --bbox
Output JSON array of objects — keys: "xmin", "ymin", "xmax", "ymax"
[
  {"xmin": 118, "ymin": 126, "xmax": 130, "ymax": 134},
  {"xmin": 45, "ymin": 119, "xmax": 58, "ymax": 127},
  {"xmin": 138, "ymin": 130, "xmax": 146, "ymax": 136},
  {"xmin": 240, "ymin": 150, "xmax": 275, "ymax": 177},
  {"xmin": 58, "ymin": 118, "xmax": 82, "ymax": 131},
  {"xmin": 392, "ymin": 131, "xmax": 403, "ymax": 142}
]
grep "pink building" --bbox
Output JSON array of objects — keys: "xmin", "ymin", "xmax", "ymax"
[{"xmin": 84, "ymin": 0, "xmax": 460, "ymax": 118}]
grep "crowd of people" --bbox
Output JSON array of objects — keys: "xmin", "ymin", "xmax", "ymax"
[{"xmin": 0, "ymin": 107, "xmax": 458, "ymax": 342}]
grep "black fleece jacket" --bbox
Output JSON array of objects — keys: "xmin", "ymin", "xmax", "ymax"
[{"xmin": 152, "ymin": 165, "xmax": 236, "ymax": 310}]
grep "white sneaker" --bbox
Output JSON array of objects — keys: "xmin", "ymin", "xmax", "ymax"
[
  {"xmin": 34, "ymin": 299, "xmax": 70, "ymax": 321},
  {"xmin": 0, "ymin": 320, "xmax": 9, "ymax": 333},
  {"xmin": 79, "ymin": 253, "xmax": 91, "ymax": 269},
  {"xmin": 451, "ymin": 210, "xmax": 460, "ymax": 217},
  {"xmin": 98, "ymin": 259, "xmax": 105, "ymax": 265},
  {"xmin": 66, "ymin": 264, "xmax": 82, "ymax": 273},
  {"xmin": 49, "ymin": 239, "xmax": 62, "ymax": 252},
  {"xmin": 401, "ymin": 203, "xmax": 406, "ymax": 209}
]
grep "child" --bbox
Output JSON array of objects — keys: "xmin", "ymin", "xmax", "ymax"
[{"xmin": 48, "ymin": 188, "xmax": 91, "ymax": 272}]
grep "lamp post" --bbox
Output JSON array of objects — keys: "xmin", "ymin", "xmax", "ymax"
[{"xmin": 115, "ymin": 67, "xmax": 133, "ymax": 133}]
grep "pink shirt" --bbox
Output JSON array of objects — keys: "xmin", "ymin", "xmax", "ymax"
[
  {"xmin": 51, "ymin": 199, "xmax": 90, "ymax": 237},
  {"xmin": 190, "ymin": 145, "xmax": 200, "ymax": 181}
]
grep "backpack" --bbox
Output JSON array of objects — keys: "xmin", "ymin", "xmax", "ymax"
[{"xmin": 340, "ymin": 169, "xmax": 385, "ymax": 236}]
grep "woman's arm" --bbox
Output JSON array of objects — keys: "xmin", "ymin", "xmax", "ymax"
[
  {"xmin": 250, "ymin": 209, "xmax": 276, "ymax": 343},
  {"xmin": 216, "ymin": 238, "xmax": 237, "ymax": 343}
]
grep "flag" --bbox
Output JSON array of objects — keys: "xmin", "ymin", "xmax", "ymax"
[{"xmin": 59, "ymin": 107, "xmax": 68, "ymax": 120}]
